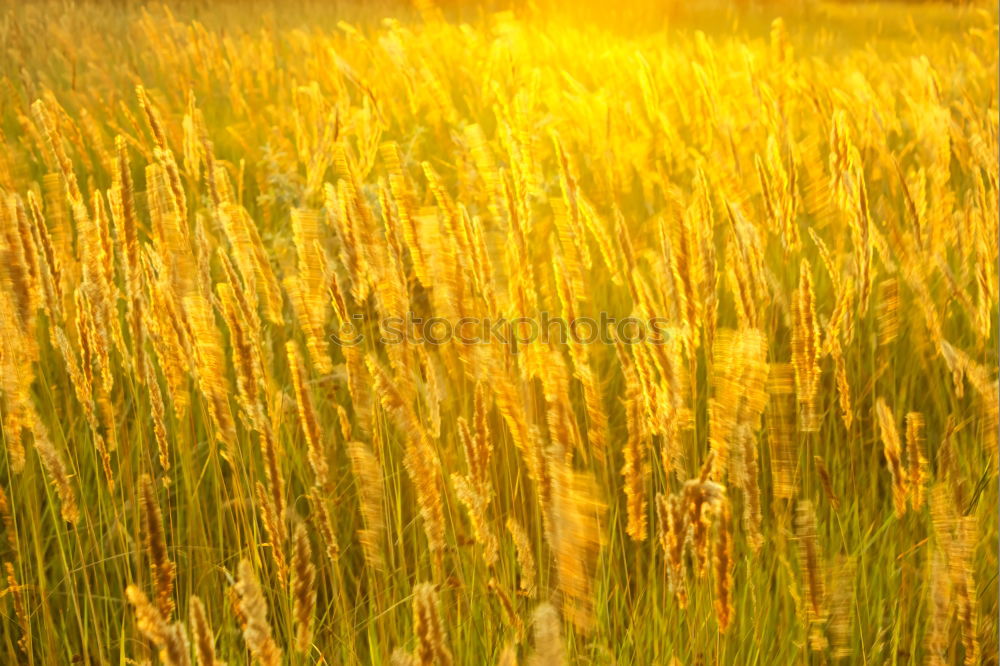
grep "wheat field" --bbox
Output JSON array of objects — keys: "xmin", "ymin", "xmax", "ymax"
[{"xmin": 0, "ymin": 1, "xmax": 996, "ymax": 664}]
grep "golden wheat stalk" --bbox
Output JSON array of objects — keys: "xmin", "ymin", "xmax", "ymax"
[
  {"xmin": 713, "ymin": 498, "xmax": 734, "ymax": 633},
  {"xmin": 547, "ymin": 450, "xmax": 604, "ymax": 633},
  {"xmin": 141, "ymin": 474, "xmax": 176, "ymax": 618},
  {"xmin": 188, "ymin": 596, "xmax": 219, "ymax": 666},
  {"xmin": 451, "ymin": 473, "xmax": 499, "ymax": 567},
  {"xmin": 506, "ymin": 518, "xmax": 537, "ymax": 599},
  {"xmin": 412, "ymin": 582, "xmax": 453, "ymax": 666},
  {"xmin": 5, "ymin": 562, "xmax": 29, "ymax": 655},
  {"xmin": 348, "ymin": 441, "xmax": 385, "ymax": 571},
  {"xmin": 924, "ymin": 545, "xmax": 952, "ymax": 665},
  {"xmin": 218, "ymin": 282, "xmax": 263, "ymax": 431},
  {"xmin": 146, "ymin": 362, "xmax": 171, "ymax": 477},
  {"xmin": 905, "ymin": 412, "xmax": 927, "ymax": 511},
  {"xmin": 30, "ymin": 98, "xmax": 82, "ymax": 204},
  {"xmin": 813, "ymin": 455, "xmax": 840, "ymax": 510},
  {"xmin": 25, "ymin": 190, "xmax": 63, "ymax": 321},
  {"xmin": 292, "ymin": 522, "xmax": 317, "ymax": 653},
  {"xmin": 655, "ymin": 492, "xmax": 687, "ymax": 608},
  {"xmin": 795, "ymin": 500, "xmax": 827, "ymax": 652},
  {"xmin": 7, "ymin": 195, "xmax": 42, "ymax": 323},
  {"xmin": 233, "ymin": 559, "xmax": 283, "ymax": 666},
  {"xmin": 875, "ymin": 398, "xmax": 908, "ymax": 517},
  {"xmin": 0, "ymin": 487, "xmax": 17, "ymax": 553},
  {"xmin": 366, "ymin": 355, "xmax": 446, "ymax": 560},
  {"xmin": 32, "ymin": 420, "xmax": 79, "ymax": 524},
  {"xmin": 126, "ymin": 585, "xmax": 191, "ymax": 666},
  {"xmin": 790, "ymin": 259, "xmax": 820, "ymax": 431},
  {"xmin": 486, "ymin": 577, "xmax": 524, "ymax": 643},
  {"xmin": 526, "ymin": 602, "xmax": 565, "ymax": 666},
  {"xmin": 255, "ymin": 479, "xmax": 287, "ymax": 583}
]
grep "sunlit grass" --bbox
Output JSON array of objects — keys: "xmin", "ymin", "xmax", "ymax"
[{"xmin": 0, "ymin": 1, "xmax": 996, "ymax": 664}]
